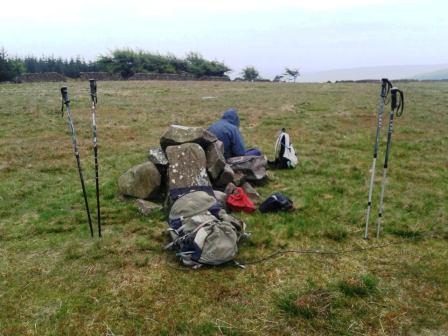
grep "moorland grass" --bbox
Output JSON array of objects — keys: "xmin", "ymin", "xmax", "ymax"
[{"xmin": 0, "ymin": 80, "xmax": 447, "ymax": 335}]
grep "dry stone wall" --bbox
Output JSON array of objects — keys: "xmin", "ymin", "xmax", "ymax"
[
  {"xmin": 129, "ymin": 73, "xmax": 195, "ymax": 81},
  {"xmin": 17, "ymin": 72, "xmax": 66, "ymax": 83},
  {"xmin": 79, "ymin": 72, "xmax": 121, "ymax": 81}
]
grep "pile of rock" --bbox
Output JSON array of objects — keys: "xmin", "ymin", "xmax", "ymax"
[{"xmin": 118, "ymin": 124, "xmax": 267, "ymax": 211}]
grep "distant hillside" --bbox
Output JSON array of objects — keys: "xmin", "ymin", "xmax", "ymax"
[
  {"xmin": 414, "ymin": 69, "xmax": 448, "ymax": 80},
  {"xmin": 298, "ymin": 64, "xmax": 448, "ymax": 83}
]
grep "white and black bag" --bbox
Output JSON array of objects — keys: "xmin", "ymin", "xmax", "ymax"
[{"xmin": 271, "ymin": 128, "xmax": 298, "ymax": 168}]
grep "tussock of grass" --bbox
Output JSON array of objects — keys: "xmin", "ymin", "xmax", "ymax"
[
  {"xmin": 133, "ymin": 255, "xmax": 150, "ymax": 267},
  {"xmin": 323, "ymin": 225, "xmax": 349, "ymax": 241},
  {"xmin": 338, "ymin": 274, "xmax": 379, "ymax": 297},
  {"xmin": 135, "ymin": 236, "xmax": 155, "ymax": 251},
  {"xmin": 276, "ymin": 289, "xmax": 334, "ymax": 319},
  {"xmin": 388, "ymin": 228, "xmax": 424, "ymax": 240}
]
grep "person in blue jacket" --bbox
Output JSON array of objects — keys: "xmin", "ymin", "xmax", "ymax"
[{"xmin": 208, "ymin": 108, "xmax": 262, "ymax": 159}]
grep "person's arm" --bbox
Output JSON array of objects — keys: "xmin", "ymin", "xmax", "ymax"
[{"xmin": 230, "ymin": 127, "xmax": 246, "ymax": 157}]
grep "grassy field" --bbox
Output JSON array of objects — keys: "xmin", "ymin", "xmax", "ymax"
[{"xmin": 0, "ymin": 80, "xmax": 447, "ymax": 335}]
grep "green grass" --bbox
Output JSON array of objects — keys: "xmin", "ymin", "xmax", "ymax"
[
  {"xmin": 338, "ymin": 274, "xmax": 379, "ymax": 297},
  {"xmin": 0, "ymin": 80, "xmax": 447, "ymax": 335}
]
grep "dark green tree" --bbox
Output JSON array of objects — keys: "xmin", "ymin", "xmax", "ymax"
[
  {"xmin": 97, "ymin": 49, "xmax": 230, "ymax": 78},
  {"xmin": 185, "ymin": 52, "xmax": 230, "ymax": 77},
  {"xmin": 241, "ymin": 66, "xmax": 259, "ymax": 81},
  {"xmin": 284, "ymin": 67, "xmax": 300, "ymax": 82},
  {"xmin": 97, "ymin": 49, "xmax": 144, "ymax": 79},
  {"xmin": 0, "ymin": 48, "xmax": 25, "ymax": 82}
]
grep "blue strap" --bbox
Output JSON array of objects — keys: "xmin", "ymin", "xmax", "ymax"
[{"xmin": 169, "ymin": 186, "xmax": 215, "ymax": 202}]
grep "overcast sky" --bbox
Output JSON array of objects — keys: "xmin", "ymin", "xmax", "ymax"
[{"xmin": 1, "ymin": 0, "xmax": 447, "ymax": 78}]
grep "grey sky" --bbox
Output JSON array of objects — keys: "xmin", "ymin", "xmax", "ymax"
[{"xmin": 1, "ymin": 0, "xmax": 447, "ymax": 79}]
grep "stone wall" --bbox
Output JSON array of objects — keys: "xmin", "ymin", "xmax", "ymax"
[
  {"xmin": 129, "ymin": 73, "xmax": 196, "ymax": 81},
  {"xmin": 198, "ymin": 76, "xmax": 231, "ymax": 81},
  {"xmin": 17, "ymin": 72, "xmax": 66, "ymax": 83},
  {"xmin": 79, "ymin": 72, "xmax": 121, "ymax": 81},
  {"xmin": 129, "ymin": 73, "xmax": 231, "ymax": 81}
]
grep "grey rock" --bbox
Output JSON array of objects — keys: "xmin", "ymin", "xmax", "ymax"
[
  {"xmin": 148, "ymin": 147, "xmax": 168, "ymax": 167},
  {"xmin": 233, "ymin": 171, "xmax": 246, "ymax": 186},
  {"xmin": 213, "ymin": 190, "xmax": 228, "ymax": 210},
  {"xmin": 160, "ymin": 124, "xmax": 217, "ymax": 151},
  {"xmin": 166, "ymin": 143, "xmax": 211, "ymax": 190},
  {"xmin": 241, "ymin": 181, "xmax": 261, "ymax": 205},
  {"xmin": 214, "ymin": 164, "xmax": 235, "ymax": 188},
  {"xmin": 224, "ymin": 182, "xmax": 237, "ymax": 196},
  {"xmin": 206, "ymin": 140, "xmax": 225, "ymax": 180},
  {"xmin": 136, "ymin": 199, "xmax": 163, "ymax": 215},
  {"xmin": 118, "ymin": 162, "xmax": 161, "ymax": 199}
]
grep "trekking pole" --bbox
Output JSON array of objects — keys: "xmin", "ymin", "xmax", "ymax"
[
  {"xmin": 376, "ymin": 87, "xmax": 404, "ymax": 238},
  {"xmin": 61, "ymin": 87, "xmax": 94, "ymax": 237},
  {"xmin": 364, "ymin": 78, "xmax": 393, "ymax": 239},
  {"xmin": 89, "ymin": 79, "xmax": 102, "ymax": 237}
]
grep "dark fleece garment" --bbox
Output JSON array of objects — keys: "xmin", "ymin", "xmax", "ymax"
[{"xmin": 208, "ymin": 108, "xmax": 246, "ymax": 159}]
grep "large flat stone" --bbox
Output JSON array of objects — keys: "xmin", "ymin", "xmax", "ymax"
[
  {"xmin": 165, "ymin": 143, "xmax": 211, "ymax": 191},
  {"xmin": 160, "ymin": 125, "xmax": 217, "ymax": 151},
  {"xmin": 135, "ymin": 199, "xmax": 163, "ymax": 215}
]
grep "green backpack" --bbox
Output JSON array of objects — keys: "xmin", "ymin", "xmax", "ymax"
[{"xmin": 165, "ymin": 191, "xmax": 246, "ymax": 268}]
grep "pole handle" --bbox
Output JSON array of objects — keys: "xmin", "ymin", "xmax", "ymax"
[
  {"xmin": 391, "ymin": 87, "xmax": 404, "ymax": 117},
  {"xmin": 391, "ymin": 87, "xmax": 398, "ymax": 110},
  {"xmin": 60, "ymin": 86, "xmax": 70, "ymax": 115},
  {"xmin": 381, "ymin": 78, "xmax": 392, "ymax": 98},
  {"xmin": 89, "ymin": 79, "xmax": 97, "ymax": 103},
  {"xmin": 396, "ymin": 89, "xmax": 404, "ymax": 117},
  {"xmin": 61, "ymin": 86, "xmax": 70, "ymax": 105}
]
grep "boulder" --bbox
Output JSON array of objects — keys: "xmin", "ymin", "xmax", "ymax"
[
  {"xmin": 206, "ymin": 140, "xmax": 226, "ymax": 180},
  {"xmin": 165, "ymin": 143, "xmax": 211, "ymax": 191},
  {"xmin": 160, "ymin": 125, "xmax": 217, "ymax": 151},
  {"xmin": 214, "ymin": 164, "xmax": 235, "ymax": 188},
  {"xmin": 136, "ymin": 199, "xmax": 163, "ymax": 215},
  {"xmin": 118, "ymin": 162, "xmax": 161, "ymax": 199}
]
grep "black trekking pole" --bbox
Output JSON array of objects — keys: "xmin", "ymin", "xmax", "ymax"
[
  {"xmin": 376, "ymin": 87, "xmax": 404, "ymax": 238},
  {"xmin": 89, "ymin": 79, "xmax": 102, "ymax": 237},
  {"xmin": 364, "ymin": 78, "xmax": 393, "ymax": 239},
  {"xmin": 61, "ymin": 87, "xmax": 94, "ymax": 237}
]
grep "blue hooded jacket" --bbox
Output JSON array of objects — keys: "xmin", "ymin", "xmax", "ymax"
[{"xmin": 208, "ymin": 108, "xmax": 246, "ymax": 159}]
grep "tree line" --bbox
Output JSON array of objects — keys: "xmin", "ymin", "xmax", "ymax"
[
  {"xmin": 0, "ymin": 48, "xmax": 231, "ymax": 82},
  {"xmin": 1, "ymin": 47, "xmax": 300, "ymax": 82}
]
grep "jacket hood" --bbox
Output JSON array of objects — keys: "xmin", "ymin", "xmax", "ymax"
[{"xmin": 222, "ymin": 108, "xmax": 240, "ymax": 127}]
